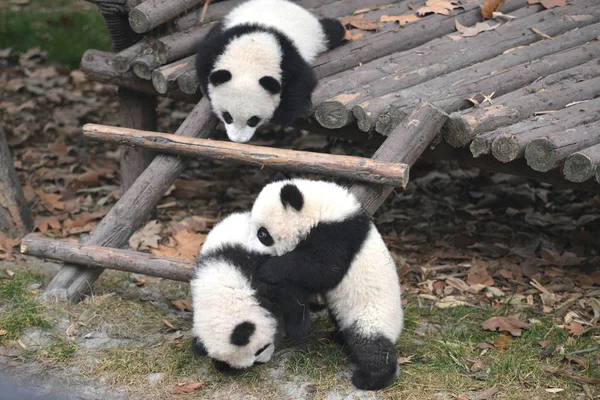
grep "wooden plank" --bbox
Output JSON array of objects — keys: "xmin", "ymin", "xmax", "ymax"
[
  {"xmin": 350, "ymin": 100, "xmax": 448, "ymax": 215},
  {"xmin": 128, "ymin": 0, "xmax": 203, "ymax": 33},
  {"xmin": 525, "ymin": 120, "xmax": 600, "ymax": 172},
  {"xmin": 44, "ymin": 98, "xmax": 217, "ymax": 301},
  {"xmin": 22, "ymin": 236, "xmax": 193, "ymax": 282},
  {"xmin": 564, "ymin": 143, "xmax": 600, "ymax": 183},
  {"xmin": 82, "ymin": 124, "xmax": 410, "ymax": 188},
  {"xmin": 0, "ymin": 127, "xmax": 33, "ymax": 237}
]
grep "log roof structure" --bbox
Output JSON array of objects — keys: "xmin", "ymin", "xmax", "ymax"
[{"xmin": 25, "ymin": 0, "xmax": 600, "ymax": 300}]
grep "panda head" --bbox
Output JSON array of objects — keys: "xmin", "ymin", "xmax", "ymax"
[
  {"xmin": 249, "ymin": 179, "xmax": 360, "ymax": 256},
  {"xmin": 191, "ymin": 319, "xmax": 277, "ymax": 371},
  {"xmin": 208, "ymin": 32, "xmax": 283, "ymax": 143}
]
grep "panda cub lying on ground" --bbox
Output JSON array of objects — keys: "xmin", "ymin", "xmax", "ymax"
[
  {"xmin": 249, "ymin": 179, "xmax": 404, "ymax": 391},
  {"xmin": 190, "ymin": 212, "xmax": 312, "ymax": 371},
  {"xmin": 196, "ymin": 0, "xmax": 345, "ymax": 143}
]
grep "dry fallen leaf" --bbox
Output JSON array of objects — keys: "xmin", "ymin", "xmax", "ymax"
[
  {"xmin": 467, "ymin": 260, "xmax": 494, "ymax": 286},
  {"xmin": 172, "ymin": 381, "xmax": 204, "ymax": 394},
  {"xmin": 476, "ymin": 342, "xmax": 494, "ymax": 349},
  {"xmin": 482, "ymin": 314, "xmax": 530, "ymax": 336},
  {"xmin": 38, "ymin": 191, "xmax": 65, "ymax": 212},
  {"xmin": 494, "ymin": 333, "xmax": 512, "ymax": 350},
  {"xmin": 527, "ymin": 0, "xmax": 566, "ymax": 9},
  {"xmin": 150, "ymin": 230, "xmax": 206, "ymax": 262},
  {"xmin": 344, "ymin": 30, "xmax": 364, "ymax": 41},
  {"xmin": 481, "ymin": 0, "xmax": 505, "ymax": 19},
  {"xmin": 129, "ymin": 220, "xmax": 162, "ymax": 251},
  {"xmin": 0, "ymin": 233, "xmax": 20, "ymax": 253},
  {"xmin": 470, "ymin": 359, "xmax": 487, "ymax": 372},
  {"xmin": 565, "ymin": 322, "xmax": 586, "ymax": 336},
  {"xmin": 172, "ymin": 298, "xmax": 193, "ymax": 312},
  {"xmin": 455, "ymin": 19, "xmax": 500, "ymax": 37},
  {"xmin": 35, "ymin": 216, "xmax": 62, "ymax": 233},
  {"xmin": 340, "ymin": 15, "xmax": 380, "ymax": 31},
  {"xmin": 417, "ymin": 0, "xmax": 462, "ymax": 16},
  {"xmin": 473, "ymin": 387, "xmax": 500, "ymax": 400},
  {"xmin": 163, "ymin": 319, "xmax": 177, "ymax": 330},
  {"xmin": 380, "ymin": 14, "xmax": 420, "ymax": 26},
  {"xmin": 0, "ymin": 329, "xmax": 7, "ymax": 336},
  {"xmin": 398, "ymin": 355, "xmax": 415, "ymax": 364}
]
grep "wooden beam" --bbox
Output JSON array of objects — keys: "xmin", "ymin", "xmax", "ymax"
[
  {"xmin": 22, "ymin": 236, "xmax": 194, "ymax": 282},
  {"xmin": 44, "ymin": 98, "xmax": 218, "ymax": 301},
  {"xmin": 350, "ymin": 100, "xmax": 448, "ymax": 215},
  {"xmin": 82, "ymin": 124, "xmax": 410, "ymax": 188},
  {"xmin": 0, "ymin": 128, "xmax": 33, "ymax": 237}
]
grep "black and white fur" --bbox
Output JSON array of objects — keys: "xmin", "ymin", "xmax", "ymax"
[
  {"xmin": 196, "ymin": 0, "xmax": 345, "ymax": 143},
  {"xmin": 249, "ymin": 179, "xmax": 404, "ymax": 390},
  {"xmin": 190, "ymin": 212, "xmax": 312, "ymax": 371}
]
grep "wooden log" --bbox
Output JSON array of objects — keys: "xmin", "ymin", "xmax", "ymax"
[
  {"xmin": 83, "ymin": 124, "xmax": 410, "ymax": 187},
  {"xmin": 151, "ymin": 55, "xmax": 195, "ymax": 94},
  {"xmin": 314, "ymin": 100, "xmax": 356, "ymax": 130},
  {"xmin": 525, "ymin": 120, "xmax": 600, "ymax": 172},
  {"xmin": 131, "ymin": 54, "xmax": 160, "ymax": 80},
  {"xmin": 564, "ymin": 143, "xmax": 600, "ymax": 183},
  {"xmin": 44, "ymin": 98, "xmax": 218, "ymax": 301},
  {"xmin": 349, "ymin": 100, "xmax": 448, "ymax": 215},
  {"xmin": 313, "ymin": 2, "xmax": 551, "ymax": 129},
  {"xmin": 153, "ymin": 24, "xmax": 213, "ymax": 64},
  {"xmin": 487, "ymin": 97, "xmax": 600, "ymax": 163},
  {"xmin": 371, "ymin": 33, "xmax": 600, "ymax": 136},
  {"xmin": 0, "ymin": 127, "xmax": 33, "ymax": 237},
  {"xmin": 118, "ymin": 89, "xmax": 157, "ymax": 192},
  {"xmin": 443, "ymin": 61, "xmax": 600, "ymax": 148},
  {"xmin": 426, "ymin": 142, "xmax": 600, "ymax": 194},
  {"xmin": 174, "ymin": 0, "xmax": 338, "ymax": 31},
  {"xmin": 128, "ymin": 0, "xmax": 203, "ymax": 34},
  {"xmin": 113, "ymin": 39, "xmax": 150, "ymax": 74},
  {"xmin": 22, "ymin": 236, "xmax": 194, "ymax": 282},
  {"xmin": 81, "ymin": 49, "xmax": 201, "ymax": 102},
  {"xmin": 177, "ymin": 70, "xmax": 200, "ymax": 95}
]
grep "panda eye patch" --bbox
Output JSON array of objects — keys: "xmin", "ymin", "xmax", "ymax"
[
  {"xmin": 257, "ymin": 227, "xmax": 274, "ymax": 246},
  {"xmin": 247, "ymin": 116, "xmax": 261, "ymax": 127},
  {"xmin": 222, "ymin": 111, "xmax": 233, "ymax": 124},
  {"xmin": 255, "ymin": 343, "xmax": 270, "ymax": 356}
]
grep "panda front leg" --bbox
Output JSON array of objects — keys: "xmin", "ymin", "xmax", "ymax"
[{"xmin": 343, "ymin": 327, "xmax": 399, "ymax": 391}]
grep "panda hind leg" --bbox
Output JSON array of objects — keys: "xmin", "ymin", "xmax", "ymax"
[{"xmin": 344, "ymin": 328, "xmax": 399, "ymax": 391}]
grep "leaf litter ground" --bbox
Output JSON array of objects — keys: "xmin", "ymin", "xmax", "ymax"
[{"xmin": 1, "ymin": 47, "xmax": 599, "ymax": 399}]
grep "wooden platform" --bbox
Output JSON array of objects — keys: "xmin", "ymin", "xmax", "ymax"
[{"xmin": 83, "ymin": 0, "xmax": 600, "ymax": 189}]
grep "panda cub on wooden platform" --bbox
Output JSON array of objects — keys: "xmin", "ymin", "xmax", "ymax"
[
  {"xmin": 249, "ymin": 179, "xmax": 404, "ymax": 390},
  {"xmin": 190, "ymin": 212, "xmax": 313, "ymax": 371},
  {"xmin": 196, "ymin": 0, "xmax": 345, "ymax": 143}
]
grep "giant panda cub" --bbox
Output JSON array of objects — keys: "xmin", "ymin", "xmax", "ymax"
[
  {"xmin": 190, "ymin": 212, "xmax": 312, "ymax": 371},
  {"xmin": 249, "ymin": 179, "xmax": 404, "ymax": 391},
  {"xmin": 196, "ymin": 0, "xmax": 346, "ymax": 143}
]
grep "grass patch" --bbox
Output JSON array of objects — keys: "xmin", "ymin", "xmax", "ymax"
[
  {"xmin": 0, "ymin": 0, "xmax": 111, "ymax": 67},
  {"xmin": 0, "ymin": 270, "xmax": 49, "ymax": 344}
]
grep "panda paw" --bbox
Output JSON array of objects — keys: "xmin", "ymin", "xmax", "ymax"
[{"xmin": 351, "ymin": 363, "xmax": 399, "ymax": 391}]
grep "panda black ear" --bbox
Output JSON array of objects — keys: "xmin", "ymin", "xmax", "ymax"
[
  {"xmin": 209, "ymin": 69, "xmax": 232, "ymax": 86},
  {"xmin": 191, "ymin": 336, "xmax": 208, "ymax": 357},
  {"xmin": 280, "ymin": 183, "xmax": 303, "ymax": 211},
  {"xmin": 230, "ymin": 321, "xmax": 256, "ymax": 346},
  {"xmin": 259, "ymin": 76, "xmax": 281, "ymax": 94}
]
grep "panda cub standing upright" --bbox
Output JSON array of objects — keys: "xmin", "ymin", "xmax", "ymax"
[
  {"xmin": 249, "ymin": 179, "xmax": 404, "ymax": 391},
  {"xmin": 196, "ymin": 0, "xmax": 345, "ymax": 143}
]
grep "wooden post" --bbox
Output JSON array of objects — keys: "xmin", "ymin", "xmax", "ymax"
[
  {"xmin": 0, "ymin": 128, "xmax": 33, "ymax": 237},
  {"xmin": 525, "ymin": 120, "xmax": 600, "ymax": 172},
  {"xmin": 128, "ymin": 0, "xmax": 203, "ymax": 34},
  {"xmin": 44, "ymin": 99, "xmax": 218, "ymax": 301},
  {"xmin": 22, "ymin": 236, "xmax": 194, "ymax": 282},
  {"xmin": 82, "ymin": 124, "xmax": 410, "ymax": 187},
  {"xmin": 564, "ymin": 143, "xmax": 600, "ymax": 183},
  {"xmin": 350, "ymin": 100, "xmax": 448, "ymax": 215}
]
